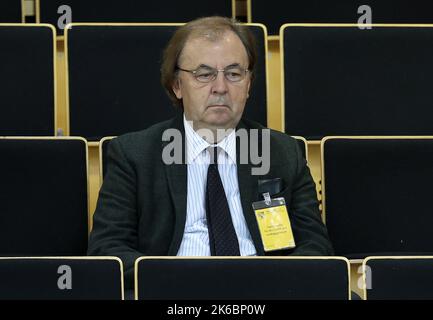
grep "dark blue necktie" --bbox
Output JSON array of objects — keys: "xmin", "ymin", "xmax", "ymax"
[{"xmin": 206, "ymin": 146, "xmax": 240, "ymax": 256}]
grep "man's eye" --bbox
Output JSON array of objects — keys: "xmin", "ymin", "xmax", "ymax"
[
  {"xmin": 196, "ymin": 72, "xmax": 214, "ymax": 80},
  {"xmin": 227, "ymin": 72, "xmax": 241, "ymax": 77},
  {"xmin": 225, "ymin": 70, "xmax": 242, "ymax": 80},
  {"xmin": 197, "ymin": 72, "xmax": 212, "ymax": 78}
]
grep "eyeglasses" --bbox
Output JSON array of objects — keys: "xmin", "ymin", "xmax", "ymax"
[{"xmin": 177, "ymin": 65, "xmax": 249, "ymax": 83}]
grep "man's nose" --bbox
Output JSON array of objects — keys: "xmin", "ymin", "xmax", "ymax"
[{"xmin": 211, "ymin": 71, "xmax": 229, "ymax": 95}]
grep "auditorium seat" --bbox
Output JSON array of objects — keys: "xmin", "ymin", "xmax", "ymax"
[
  {"xmin": 0, "ymin": 24, "xmax": 56, "ymax": 135},
  {"xmin": 0, "ymin": 1, "xmax": 23, "ymax": 23},
  {"xmin": 0, "ymin": 138, "xmax": 89, "ymax": 256},
  {"xmin": 37, "ymin": 0, "xmax": 234, "ymax": 35},
  {"xmin": 135, "ymin": 257, "xmax": 350, "ymax": 300},
  {"xmin": 100, "ymin": 135, "xmax": 306, "ymax": 181},
  {"xmin": 0, "ymin": 257, "xmax": 123, "ymax": 299},
  {"xmin": 65, "ymin": 23, "xmax": 268, "ymax": 141},
  {"xmin": 322, "ymin": 137, "xmax": 433, "ymax": 259},
  {"xmin": 363, "ymin": 256, "xmax": 433, "ymax": 300},
  {"xmin": 281, "ymin": 24, "xmax": 433, "ymax": 140},
  {"xmin": 99, "ymin": 136, "xmax": 114, "ymax": 182},
  {"xmin": 250, "ymin": 0, "xmax": 433, "ymax": 35}
]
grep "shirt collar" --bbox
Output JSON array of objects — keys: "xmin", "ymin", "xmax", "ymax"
[{"xmin": 183, "ymin": 114, "xmax": 236, "ymax": 164}]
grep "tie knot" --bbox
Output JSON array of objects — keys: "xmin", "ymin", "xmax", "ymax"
[{"xmin": 209, "ymin": 146, "xmax": 219, "ymax": 164}]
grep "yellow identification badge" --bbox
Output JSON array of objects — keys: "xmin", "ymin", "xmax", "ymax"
[{"xmin": 252, "ymin": 194, "xmax": 296, "ymax": 252}]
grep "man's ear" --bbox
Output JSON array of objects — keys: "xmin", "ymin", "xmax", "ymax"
[
  {"xmin": 172, "ymin": 78, "xmax": 182, "ymax": 99},
  {"xmin": 246, "ymin": 78, "xmax": 251, "ymax": 98}
]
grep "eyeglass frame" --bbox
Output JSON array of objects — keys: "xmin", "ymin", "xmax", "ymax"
[{"xmin": 176, "ymin": 64, "xmax": 250, "ymax": 83}]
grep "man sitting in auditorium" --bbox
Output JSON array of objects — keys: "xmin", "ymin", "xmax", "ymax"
[{"xmin": 88, "ymin": 16, "xmax": 333, "ymax": 289}]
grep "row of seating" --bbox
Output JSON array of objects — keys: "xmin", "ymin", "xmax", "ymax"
[
  {"xmin": 0, "ymin": 23, "xmax": 266, "ymax": 140},
  {"xmin": 1, "ymin": 256, "xmax": 432, "ymax": 300},
  {"xmin": 3, "ymin": 24, "xmax": 433, "ymax": 140},
  {"xmin": 5, "ymin": 1, "xmax": 433, "ymax": 35},
  {"xmin": 0, "ymin": 136, "xmax": 303, "ymax": 258},
  {"xmin": 1, "ymin": 137, "xmax": 433, "ymax": 260}
]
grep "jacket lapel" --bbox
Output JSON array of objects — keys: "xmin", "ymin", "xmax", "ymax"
[
  {"xmin": 163, "ymin": 113, "xmax": 188, "ymax": 255},
  {"xmin": 236, "ymin": 119, "xmax": 265, "ymax": 255}
]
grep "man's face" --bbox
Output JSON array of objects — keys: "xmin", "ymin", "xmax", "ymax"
[{"xmin": 173, "ymin": 31, "xmax": 251, "ymax": 132}]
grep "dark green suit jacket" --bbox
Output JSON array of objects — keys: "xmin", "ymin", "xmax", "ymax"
[{"xmin": 88, "ymin": 113, "xmax": 334, "ymax": 289}]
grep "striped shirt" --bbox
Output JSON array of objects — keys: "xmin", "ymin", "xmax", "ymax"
[{"xmin": 176, "ymin": 116, "xmax": 257, "ymax": 256}]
